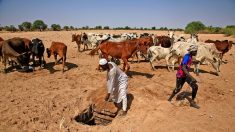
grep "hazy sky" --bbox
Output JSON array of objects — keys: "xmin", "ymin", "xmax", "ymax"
[{"xmin": 0, "ymin": 0, "xmax": 234, "ymax": 28}]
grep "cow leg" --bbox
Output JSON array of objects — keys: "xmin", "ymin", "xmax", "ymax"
[
  {"xmin": 8, "ymin": 58, "xmax": 13, "ymax": 67},
  {"xmin": 131, "ymin": 54, "xmax": 135, "ymax": 64},
  {"xmin": 57, "ymin": 57, "xmax": 63, "ymax": 63},
  {"xmin": 85, "ymin": 44, "xmax": 88, "ymax": 50},
  {"xmin": 62, "ymin": 56, "xmax": 65, "ymax": 72},
  {"xmin": 149, "ymin": 59, "xmax": 155, "ymax": 70},
  {"xmin": 122, "ymin": 60, "xmax": 126, "ymax": 71},
  {"xmin": 40, "ymin": 55, "xmax": 45, "ymax": 67},
  {"xmin": 83, "ymin": 43, "xmax": 86, "ymax": 51},
  {"xmin": 31, "ymin": 55, "xmax": 36, "ymax": 70},
  {"xmin": 166, "ymin": 53, "xmax": 175, "ymax": 71},
  {"xmin": 131, "ymin": 51, "xmax": 138, "ymax": 63},
  {"xmin": 77, "ymin": 43, "xmax": 81, "ymax": 52},
  {"xmin": 194, "ymin": 63, "xmax": 200, "ymax": 76},
  {"xmin": 42, "ymin": 55, "xmax": 46, "ymax": 67},
  {"xmin": 32, "ymin": 55, "xmax": 36, "ymax": 66},
  {"xmin": 150, "ymin": 55, "xmax": 156, "ymax": 70},
  {"xmin": 3, "ymin": 56, "xmax": 7, "ymax": 73},
  {"xmin": 136, "ymin": 52, "xmax": 139, "ymax": 63},
  {"xmin": 165, "ymin": 54, "xmax": 171, "ymax": 71},
  {"xmin": 54, "ymin": 54, "xmax": 58, "ymax": 65},
  {"xmin": 131, "ymin": 55, "xmax": 135, "ymax": 64},
  {"xmin": 171, "ymin": 58, "xmax": 178, "ymax": 71},
  {"xmin": 38, "ymin": 56, "xmax": 42, "ymax": 68},
  {"xmin": 122, "ymin": 58, "xmax": 130, "ymax": 73},
  {"xmin": 86, "ymin": 44, "xmax": 89, "ymax": 51},
  {"xmin": 211, "ymin": 58, "xmax": 221, "ymax": 76}
]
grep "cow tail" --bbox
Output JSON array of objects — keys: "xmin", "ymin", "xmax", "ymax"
[{"xmin": 89, "ymin": 44, "xmax": 100, "ymax": 56}]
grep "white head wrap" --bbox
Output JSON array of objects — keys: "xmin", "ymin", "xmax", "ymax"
[
  {"xmin": 188, "ymin": 45, "xmax": 198, "ymax": 52},
  {"xmin": 99, "ymin": 58, "xmax": 108, "ymax": 65}
]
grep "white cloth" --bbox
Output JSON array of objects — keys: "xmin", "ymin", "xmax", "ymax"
[
  {"xmin": 107, "ymin": 62, "xmax": 128, "ymax": 104},
  {"xmin": 188, "ymin": 45, "xmax": 198, "ymax": 52},
  {"xmin": 99, "ymin": 58, "xmax": 108, "ymax": 65},
  {"xmin": 122, "ymin": 96, "xmax": 127, "ymax": 111}
]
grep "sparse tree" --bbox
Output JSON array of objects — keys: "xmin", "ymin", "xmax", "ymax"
[
  {"xmin": 70, "ymin": 26, "xmax": 74, "ymax": 30},
  {"xmin": 82, "ymin": 26, "xmax": 89, "ymax": 30},
  {"xmin": 95, "ymin": 26, "xmax": 102, "ymax": 29},
  {"xmin": 5, "ymin": 25, "xmax": 17, "ymax": 32},
  {"xmin": 51, "ymin": 24, "xmax": 61, "ymax": 31},
  {"xmin": 32, "ymin": 20, "xmax": 47, "ymax": 31},
  {"xmin": 18, "ymin": 25, "xmax": 24, "ymax": 31},
  {"xmin": 63, "ymin": 26, "xmax": 69, "ymax": 31},
  {"xmin": 20, "ymin": 21, "xmax": 32, "ymax": 31},
  {"xmin": 103, "ymin": 26, "xmax": 110, "ymax": 29},
  {"xmin": 124, "ymin": 26, "xmax": 130, "ymax": 30}
]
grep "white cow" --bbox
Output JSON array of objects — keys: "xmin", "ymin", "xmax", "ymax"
[
  {"xmin": 186, "ymin": 34, "xmax": 198, "ymax": 43},
  {"xmin": 83, "ymin": 33, "xmax": 110, "ymax": 49},
  {"xmin": 168, "ymin": 31, "xmax": 175, "ymax": 39},
  {"xmin": 108, "ymin": 34, "xmax": 130, "ymax": 42},
  {"xmin": 167, "ymin": 42, "xmax": 221, "ymax": 75},
  {"xmin": 168, "ymin": 31, "xmax": 186, "ymax": 43},
  {"xmin": 127, "ymin": 33, "xmax": 138, "ymax": 39},
  {"xmin": 147, "ymin": 46, "xmax": 172, "ymax": 71}
]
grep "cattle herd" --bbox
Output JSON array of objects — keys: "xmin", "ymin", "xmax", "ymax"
[{"xmin": 0, "ymin": 31, "xmax": 234, "ymax": 76}]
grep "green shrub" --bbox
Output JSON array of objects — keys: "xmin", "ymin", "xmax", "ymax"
[
  {"xmin": 185, "ymin": 21, "xmax": 205, "ymax": 34},
  {"xmin": 223, "ymin": 25, "xmax": 235, "ymax": 36},
  {"xmin": 5, "ymin": 25, "xmax": 17, "ymax": 32}
]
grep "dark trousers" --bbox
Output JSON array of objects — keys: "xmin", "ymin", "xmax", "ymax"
[{"xmin": 168, "ymin": 77, "xmax": 198, "ymax": 101}]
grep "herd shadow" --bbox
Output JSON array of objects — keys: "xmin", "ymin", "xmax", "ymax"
[
  {"xmin": 153, "ymin": 65, "xmax": 169, "ymax": 70},
  {"xmin": 44, "ymin": 62, "xmax": 78, "ymax": 74},
  {"xmin": 127, "ymin": 70, "xmax": 154, "ymax": 78}
]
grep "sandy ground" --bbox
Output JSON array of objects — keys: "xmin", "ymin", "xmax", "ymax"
[{"xmin": 0, "ymin": 30, "xmax": 235, "ymax": 132}]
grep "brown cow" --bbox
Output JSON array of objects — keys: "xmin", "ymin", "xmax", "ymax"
[
  {"xmin": 89, "ymin": 37, "xmax": 151, "ymax": 72},
  {"xmin": 22, "ymin": 38, "xmax": 32, "ymax": 50},
  {"xmin": 205, "ymin": 40, "xmax": 233, "ymax": 60},
  {"xmin": 1, "ymin": 38, "xmax": 30, "ymax": 72},
  {"xmin": 131, "ymin": 36, "xmax": 153, "ymax": 63},
  {"xmin": 72, "ymin": 33, "xmax": 88, "ymax": 52},
  {"xmin": 46, "ymin": 42, "xmax": 67, "ymax": 72},
  {"xmin": 154, "ymin": 36, "xmax": 173, "ymax": 48},
  {"xmin": 1, "ymin": 37, "xmax": 31, "ymax": 66},
  {"xmin": 0, "ymin": 37, "xmax": 4, "ymax": 42}
]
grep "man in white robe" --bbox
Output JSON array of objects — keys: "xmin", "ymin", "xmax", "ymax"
[{"xmin": 99, "ymin": 58, "xmax": 128, "ymax": 116}]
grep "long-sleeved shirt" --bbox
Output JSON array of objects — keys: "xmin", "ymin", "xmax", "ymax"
[{"xmin": 107, "ymin": 62, "xmax": 128, "ymax": 103}]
